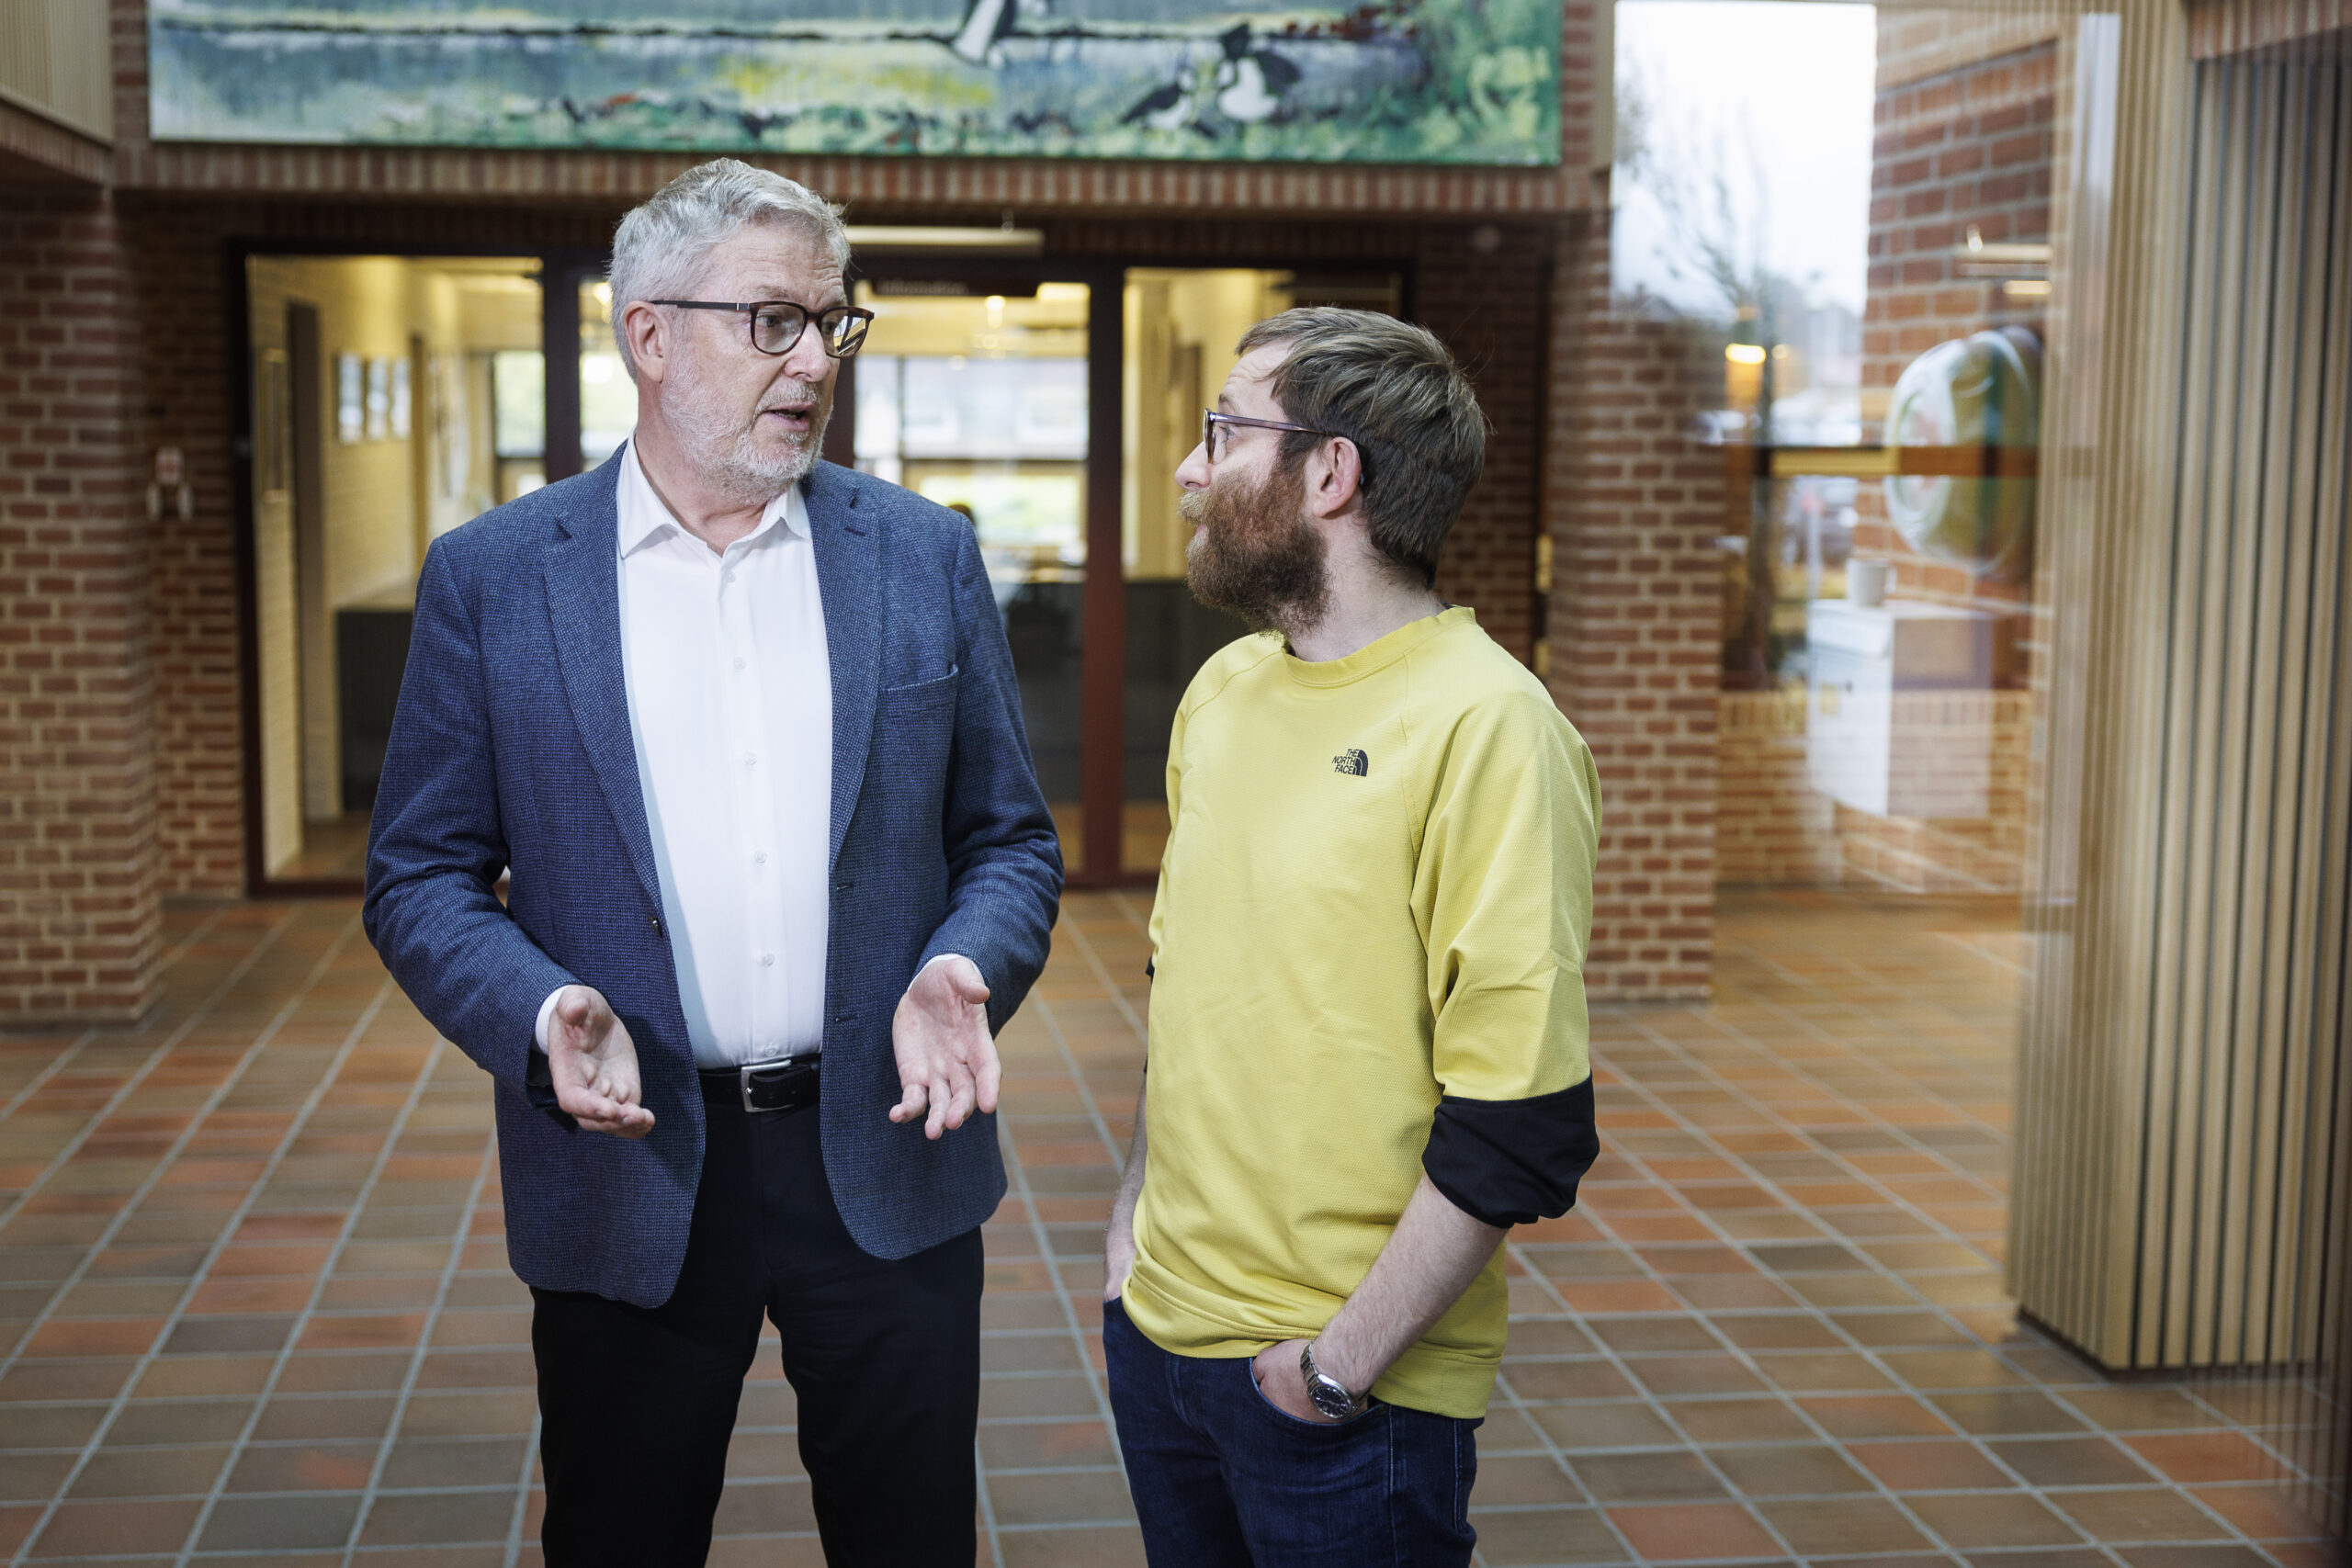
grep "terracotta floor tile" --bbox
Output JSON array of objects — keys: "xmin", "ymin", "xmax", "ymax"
[
  {"xmin": 1705, "ymin": 1442, "xmax": 1876, "ymax": 1496},
  {"xmin": 1572, "ymin": 1449, "xmax": 1728, "ymax": 1504},
  {"xmin": 27, "ymin": 1496, "xmax": 204, "ymax": 1556},
  {"xmin": 1797, "ymin": 1394, "xmax": 1957, "ymax": 1439},
  {"xmin": 2045, "ymin": 1487, "xmax": 2237, "ymax": 1544},
  {"xmin": 1751, "ymin": 1496, "xmax": 1934, "ymax": 1556},
  {"xmin": 1468, "ymin": 1506, "xmax": 1630, "ymax": 1564},
  {"xmin": 2188, "ymin": 1483, "xmax": 2337, "ymax": 1541},
  {"xmin": 6, "ymin": 892, "xmax": 2342, "ymax": 1563},
  {"xmin": 1902, "ymin": 1490, "xmax": 2086, "ymax": 1549},
  {"xmin": 1606, "ymin": 1500, "xmax": 1782, "ymax": 1562},
  {"xmin": 2124, "ymin": 1430, "xmax": 2281, "ymax": 1484}
]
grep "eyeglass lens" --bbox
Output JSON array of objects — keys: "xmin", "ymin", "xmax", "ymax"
[{"xmin": 750, "ymin": 304, "xmax": 868, "ymax": 357}]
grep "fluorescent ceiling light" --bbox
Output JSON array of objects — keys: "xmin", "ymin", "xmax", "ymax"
[{"xmin": 846, "ymin": 225, "xmax": 1045, "ymax": 254}]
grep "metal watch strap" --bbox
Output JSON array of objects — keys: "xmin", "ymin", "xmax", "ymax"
[{"xmin": 1298, "ymin": 1340, "xmax": 1368, "ymax": 1421}]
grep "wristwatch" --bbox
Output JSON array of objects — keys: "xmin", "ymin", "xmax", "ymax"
[{"xmin": 1299, "ymin": 1340, "xmax": 1370, "ymax": 1422}]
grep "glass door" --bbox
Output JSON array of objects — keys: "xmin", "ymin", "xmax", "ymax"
[{"xmin": 848, "ymin": 272, "xmax": 1099, "ymax": 868}]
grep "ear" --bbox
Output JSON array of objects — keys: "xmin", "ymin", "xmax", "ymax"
[
  {"xmin": 621, "ymin": 299, "xmax": 672, "ymax": 389},
  {"xmin": 1304, "ymin": 435, "xmax": 1363, "ymax": 521}
]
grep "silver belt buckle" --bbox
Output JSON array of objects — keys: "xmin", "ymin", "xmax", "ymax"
[{"xmin": 740, "ymin": 1064, "xmax": 760, "ymax": 1113}]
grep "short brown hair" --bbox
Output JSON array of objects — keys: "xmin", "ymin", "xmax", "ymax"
[{"xmin": 1235, "ymin": 308, "xmax": 1487, "ymax": 585}]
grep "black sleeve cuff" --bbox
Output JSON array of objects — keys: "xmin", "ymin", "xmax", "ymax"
[{"xmin": 1422, "ymin": 1077, "xmax": 1599, "ymax": 1229}]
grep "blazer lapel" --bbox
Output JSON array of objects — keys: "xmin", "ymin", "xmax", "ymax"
[
  {"xmin": 543, "ymin": 454, "xmax": 663, "ymax": 910},
  {"xmin": 806, "ymin": 462, "xmax": 877, "ymax": 874}
]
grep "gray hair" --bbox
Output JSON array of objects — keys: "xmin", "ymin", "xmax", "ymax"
[
  {"xmin": 1234, "ymin": 308, "xmax": 1487, "ymax": 586},
  {"xmin": 607, "ymin": 159, "xmax": 852, "ymax": 380}
]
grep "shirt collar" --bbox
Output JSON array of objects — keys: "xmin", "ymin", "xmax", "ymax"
[{"xmin": 616, "ymin": 438, "xmax": 808, "ymax": 559}]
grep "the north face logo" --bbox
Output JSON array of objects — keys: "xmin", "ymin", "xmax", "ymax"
[{"xmin": 1333, "ymin": 749, "xmax": 1369, "ymax": 776}]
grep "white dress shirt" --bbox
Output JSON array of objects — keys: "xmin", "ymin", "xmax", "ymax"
[{"xmin": 539, "ymin": 443, "xmax": 832, "ymax": 1070}]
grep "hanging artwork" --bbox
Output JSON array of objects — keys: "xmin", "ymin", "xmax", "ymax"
[{"xmin": 147, "ymin": 0, "xmax": 1560, "ymax": 165}]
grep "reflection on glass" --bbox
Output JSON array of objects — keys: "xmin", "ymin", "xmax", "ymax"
[
  {"xmin": 853, "ymin": 281, "xmax": 1090, "ymax": 847},
  {"xmin": 1624, "ymin": 0, "xmax": 2049, "ymax": 900},
  {"xmin": 244, "ymin": 254, "xmax": 543, "ymax": 882},
  {"xmin": 579, "ymin": 277, "xmax": 638, "ymax": 468}
]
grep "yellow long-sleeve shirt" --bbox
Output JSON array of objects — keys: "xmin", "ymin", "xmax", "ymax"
[{"xmin": 1125, "ymin": 606, "xmax": 1600, "ymax": 1420}]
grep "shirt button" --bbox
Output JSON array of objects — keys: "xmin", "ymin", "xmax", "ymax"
[
  {"xmin": 752, "ymin": 851, "xmax": 768, "ymax": 865},
  {"xmin": 742, "ymin": 752, "xmax": 757, "ymax": 768},
  {"xmin": 723, "ymin": 570, "xmax": 736, "ymax": 584},
  {"xmin": 760, "ymin": 953, "xmax": 775, "ymax": 967},
  {"xmin": 733, "ymin": 657, "xmax": 747, "ymax": 671}
]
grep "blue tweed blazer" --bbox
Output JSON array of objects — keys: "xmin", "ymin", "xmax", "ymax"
[{"xmin": 362, "ymin": 453, "xmax": 1063, "ymax": 1306}]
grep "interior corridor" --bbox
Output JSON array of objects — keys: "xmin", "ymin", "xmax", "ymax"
[{"xmin": 0, "ymin": 892, "xmax": 2334, "ymax": 1567}]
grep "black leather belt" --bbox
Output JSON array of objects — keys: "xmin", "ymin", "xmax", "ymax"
[{"xmin": 700, "ymin": 1056, "xmax": 820, "ymax": 1114}]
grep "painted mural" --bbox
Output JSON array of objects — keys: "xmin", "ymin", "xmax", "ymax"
[{"xmin": 148, "ymin": 0, "xmax": 1561, "ymax": 164}]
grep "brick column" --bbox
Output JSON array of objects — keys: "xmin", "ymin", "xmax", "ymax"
[
  {"xmin": 1545, "ymin": 213, "xmax": 1723, "ymax": 1002},
  {"xmin": 0, "ymin": 188, "xmax": 163, "ymax": 1022}
]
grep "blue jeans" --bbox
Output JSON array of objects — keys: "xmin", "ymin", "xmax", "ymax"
[{"xmin": 1103, "ymin": 1297, "xmax": 1479, "ymax": 1567}]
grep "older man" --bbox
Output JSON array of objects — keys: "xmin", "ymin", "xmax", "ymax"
[
  {"xmin": 1102, "ymin": 309, "xmax": 1601, "ymax": 1565},
  {"xmin": 365, "ymin": 160, "xmax": 1061, "ymax": 1566}
]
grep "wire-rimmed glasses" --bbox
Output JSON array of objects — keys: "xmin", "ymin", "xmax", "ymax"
[{"xmin": 1202, "ymin": 408, "xmax": 1337, "ymax": 464}]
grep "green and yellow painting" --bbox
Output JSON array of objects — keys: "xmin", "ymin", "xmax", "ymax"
[{"xmin": 148, "ymin": 0, "xmax": 1561, "ymax": 164}]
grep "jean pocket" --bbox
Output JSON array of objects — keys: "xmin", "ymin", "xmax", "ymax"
[{"xmin": 1244, "ymin": 1359, "xmax": 1376, "ymax": 1435}]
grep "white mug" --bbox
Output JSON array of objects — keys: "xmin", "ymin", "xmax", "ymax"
[{"xmin": 1848, "ymin": 558, "xmax": 1894, "ymax": 607}]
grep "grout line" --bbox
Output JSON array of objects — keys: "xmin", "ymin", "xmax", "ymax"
[
  {"xmin": 1027, "ymin": 994, "xmax": 1125, "ymax": 1167},
  {"xmin": 0, "ymin": 907, "xmax": 233, "ymax": 1129},
  {"xmin": 0, "ymin": 908, "xmax": 337, "ymax": 1398},
  {"xmin": 1604, "ymin": 1000, "xmax": 2283, "ymax": 1566},
  {"xmin": 8, "ymin": 933, "xmax": 389, "ymax": 1568},
  {"xmin": 995, "ymin": 1107, "xmax": 1126, "ymax": 1468},
  {"xmin": 0, "ymin": 905, "xmax": 302, "ymax": 1233},
  {"xmin": 175, "ymin": 1020, "xmax": 437, "ymax": 1567},
  {"xmin": 975, "ymin": 1433, "xmax": 1009, "ymax": 1568},
  {"xmin": 504, "ymin": 1412, "xmax": 542, "ymax": 1568},
  {"xmin": 339, "ymin": 1111, "xmax": 501, "ymax": 1566}
]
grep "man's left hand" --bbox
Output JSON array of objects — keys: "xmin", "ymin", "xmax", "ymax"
[
  {"xmin": 1251, "ymin": 1338, "xmax": 1342, "ymax": 1423},
  {"xmin": 889, "ymin": 956, "xmax": 998, "ymax": 1139}
]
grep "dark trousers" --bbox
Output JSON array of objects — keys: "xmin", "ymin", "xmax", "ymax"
[
  {"xmin": 1104, "ymin": 1297, "xmax": 1479, "ymax": 1568},
  {"xmin": 530, "ymin": 1094, "xmax": 983, "ymax": 1568}
]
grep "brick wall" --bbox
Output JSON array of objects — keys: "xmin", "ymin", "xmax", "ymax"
[
  {"xmin": 1546, "ymin": 215, "xmax": 1722, "ymax": 1000},
  {"xmin": 1860, "ymin": 32, "xmax": 2055, "ymax": 626},
  {"xmin": 0, "ymin": 189, "xmax": 161, "ymax": 1021}
]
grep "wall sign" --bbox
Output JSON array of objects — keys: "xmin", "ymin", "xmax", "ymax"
[{"xmin": 148, "ymin": 0, "xmax": 1561, "ymax": 165}]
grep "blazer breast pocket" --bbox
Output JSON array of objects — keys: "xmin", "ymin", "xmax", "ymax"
[{"xmin": 878, "ymin": 667, "xmax": 960, "ymax": 806}]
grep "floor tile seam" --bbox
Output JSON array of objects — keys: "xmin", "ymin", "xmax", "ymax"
[
  {"xmin": 0, "ymin": 915, "xmax": 235, "ymax": 1134},
  {"xmin": 1705, "ymin": 939, "xmax": 2012, "ymax": 1148},
  {"xmin": 16, "ymin": 978, "xmax": 403, "ymax": 1568},
  {"xmin": 1054, "ymin": 910, "xmax": 1148, "ymax": 1052},
  {"xmin": 1103, "ymin": 892, "xmax": 1153, "ymax": 944},
  {"xmin": 975, "ymin": 1432, "xmax": 1008, "ymax": 1568},
  {"xmin": 1545, "ymin": 1155, "xmax": 2039, "ymax": 1568},
  {"xmin": 0, "ymin": 1032, "xmax": 100, "ymax": 1132},
  {"xmin": 1499, "ymin": 1239, "xmax": 1824, "ymax": 1568},
  {"xmin": 500, "ymin": 1412, "xmax": 539, "ymax": 1568},
  {"xmin": 1612, "ymin": 1012, "xmax": 2007, "ymax": 1291},
  {"xmin": 1485, "ymin": 1365, "xmax": 1649, "ymax": 1561},
  {"xmin": 989, "ymin": 1107, "xmax": 1124, "ymax": 1472},
  {"xmin": 0, "ymin": 914, "xmax": 354, "ymax": 1404},
  {"xmin": 1567, "ymin": 1134, "xmax": 2214, "ymax": 1568},
  {"xmin": 0, "ymin": 909, "xmax": 306, "ymax": 1239},
  {"xmin": 219, "ymin": 1047, "xmax": 482, "ymax": 1568},
  {"xmin": 1011, "ymin": 997, "xmax": 1124, "ymax": 1169}
]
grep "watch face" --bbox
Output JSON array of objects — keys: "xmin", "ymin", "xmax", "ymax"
[{"xmin": 1308, "ymin": 1378, "xmax": 1357, "ymax": 1422}]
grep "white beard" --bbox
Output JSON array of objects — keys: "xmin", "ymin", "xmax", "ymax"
[{"xmin": 662, "ymin": 349, "xmax": 829, "ymax": 510}]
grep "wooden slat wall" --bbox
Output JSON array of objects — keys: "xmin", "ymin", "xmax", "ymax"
[
  {"xmin": 2014, "ymin": 8, "xmax": 2351, "ymax": 1529},
  {"xmin": 0, "ymin": 0, "xmax": 112, "ymax": 144}
]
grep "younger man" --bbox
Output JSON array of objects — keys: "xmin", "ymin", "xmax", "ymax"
[{"xmin": 1103, "ymin": 309, "xmax": 1602, "ymax": 1565}]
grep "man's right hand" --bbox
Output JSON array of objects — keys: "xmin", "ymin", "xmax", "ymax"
[
  {"xmin": 1103, "ymin": 1213, "xmax": 1136, "ymax": 1304},
  {"xmin": 547, "ymin": 986, "xmax": 656, "ymax": 1138}
]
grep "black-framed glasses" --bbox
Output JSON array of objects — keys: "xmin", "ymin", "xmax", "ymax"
[
  {"xmin": 1202, "ymin": 408, "xmax": 1337, "ymax": 464},
  {"xmin": 650, "ymin": 299, "xmax": 875, "ymax": 359}
]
